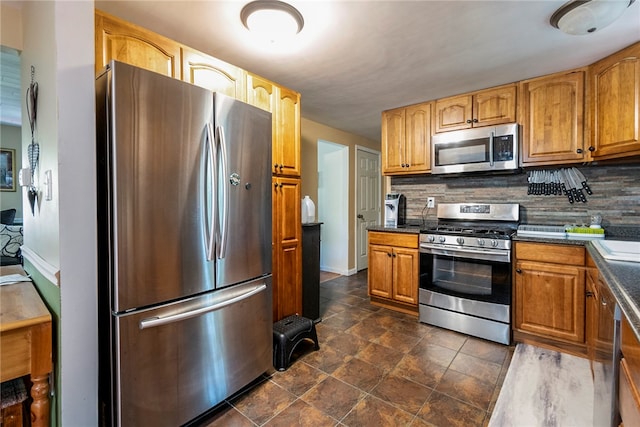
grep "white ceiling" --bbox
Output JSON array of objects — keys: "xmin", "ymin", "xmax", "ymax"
[{"xmin": 2, "ymin": 1, "xmax": 640, "ymax": 142}]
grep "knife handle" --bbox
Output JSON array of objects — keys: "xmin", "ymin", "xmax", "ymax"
[
  {"xmin": 562, "ymin": 184, "xmax": 573, "ymax": 203},
  {"xmin": 576, "ymin": 188, "xmax": 587, "ymax": 203},
  {"xmin": 582, "ymin": 182, "xmax": 593, "ymax": 195}
]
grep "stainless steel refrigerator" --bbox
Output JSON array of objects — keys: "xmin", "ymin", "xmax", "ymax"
[{"xmin": 96, "ymin": 61, "xmax": 273, "ymax": 426}]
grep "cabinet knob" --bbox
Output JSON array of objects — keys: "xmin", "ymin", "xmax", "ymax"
[
  {"xmin": 466, "ymin": 119, "xmax": 472, "ymax": 123},
  {"xmin": 588, "ymin": 146, "xmax": 595, "ymax": 152},
  {"xmin": 515, "ymin": 268, "xmax": 522, "ymax": 274},
  {"xmin": 392, "ymin": 253, "xmax": 396, "ymax": 257},
  {"xmin": 601, "ymin": 298, "xmax": 607, "ymax": 306},
  {"xmin": 387, "ymin": 252, "xmax": 392, "ymax": 257},
  {"xmin": 576, "ymin": 148, "xmax": 583, "ymax": 154},
  {"xmin": 473, "ymin": 118, "xmax": 478, "ymax": 123},
  {"xmin": 586, "ymin": 291, "xmax": 594, "ymax": 298},
  {"xmin": 274, "ymin": 183, "xmax": 278, "ymax": 189},
  {"xmin": 357, "ymin": 214, "xmax": 364, "ymax": 219},
  {"xmin": 274, "ymin": 163, "xmax": 279, "ymax": 169}
]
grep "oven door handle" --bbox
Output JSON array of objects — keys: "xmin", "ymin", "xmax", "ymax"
[{"xmin": 420, "ymin": 244, "xmax": 510, "ymax": 263}]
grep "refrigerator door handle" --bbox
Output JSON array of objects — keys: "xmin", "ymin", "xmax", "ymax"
[
  {"xmin": 139, "ymin": 283, "xmax": 267, "ymax": 329},
  {"xmin": 216, "ymin": 125, "xmax": 229, "ymax": 259},
  {"xmin": 204, "ymin": 122, "xmax": 216, "ymax": 261}
]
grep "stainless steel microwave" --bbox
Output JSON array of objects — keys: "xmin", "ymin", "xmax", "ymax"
[{"xmin": 431, "ymin": 123, "xmax": 519, "ymax": 175}]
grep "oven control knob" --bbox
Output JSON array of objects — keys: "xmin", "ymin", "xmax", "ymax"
[
  {"xmin": 490, "ymin": 239, "xmax": 499, "ymax": 247},
  {"xmin": 439, "ymin": 236, "xmax": 446, "ymax": 243},
  {"xmin": 427, "ymin": 235, "xmax": 435, "ymax": 243},
  {"xmin": 477, "ymin": 238, "xmax": 485, "ymax": 246},
  {"xmin": 456, "ymin": 237, "xmax": 464, "ymax": 245}
]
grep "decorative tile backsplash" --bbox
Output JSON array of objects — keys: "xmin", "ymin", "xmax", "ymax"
[{"xmin": 391, "ymin": 163, "xmax": 640, "ymax": 227}]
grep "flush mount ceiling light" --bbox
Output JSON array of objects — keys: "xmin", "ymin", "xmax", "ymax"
[
  {"xmin": 241, "ymin": 0, "xmax": 304, "ymax": 42},
  {"xmin": 550, "ymin": 0, "xmax": 636, "ymax": 35}
]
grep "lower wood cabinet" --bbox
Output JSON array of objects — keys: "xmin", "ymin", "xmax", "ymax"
[
  {"xmin": 513, "ymin": 242, "xmax": 587, "ymax": 355},
  {"xmin": 368, "ymin": 231, "xmax": 419, "ymax": 315},
  {"xmin": 272, "ymin": 177, "xmax": 301, "ymax": 321},
  {"xmin": 620, "ymin": 315, "xmax": 640, "ymax": 426}
]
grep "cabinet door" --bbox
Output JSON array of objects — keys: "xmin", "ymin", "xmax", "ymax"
[
  {"xmin": 95, "ymin": 11, "xmax": 181, "ymax": 78},
  {"xmin": 405, "ymin": 102, "xmax": 432, "ymax": 173},
  {"xmin": 590, "ymin": 42, "xmax": 640, "ymax": 159},
  {"xmin": 473, "ymin": 85, "xmax": 517, "ymax": 127},
  {"xmin": 181, "ymin": 47, "xmax": 246, "ymax": 100},
  {"xmin": 514, "ymin": 260, "xmax": 585, "ymax": 343},
  {"xmin": 247, "ymin": 73, "xmax": 277, "ymax": 113},
  {"xmin": 392, "ymin": 247, "xmax": 418, "ymax": 305},
  {"xmin": 435, "ymin": 95, "xmax": 472, "ymax": 133},
  {"xmin": 381, "ymin": 108, "xmax": 406, "ymax": 174},
  {"xmin": 368, "ymin": 244, "xmax": 393, "ymax": 299},
  {"xmin": 273, "ymin": 177, "xmax": 301, "ymax": 320},
  {"xmin": 520, "ymin": 71, "xmax": 586, "ymax": 165},
  {"xmin": 274, "ymin": 87, "xmax": 301, "ymax": 177}
]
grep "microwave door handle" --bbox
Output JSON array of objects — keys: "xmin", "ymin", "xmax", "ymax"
[{"xmin": 489, "ymin": 131, "xmax": 495, "ymax": 166}]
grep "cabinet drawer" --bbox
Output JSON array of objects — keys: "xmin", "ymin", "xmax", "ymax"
[
  {"xmin": 515, "ymin": 242, "xmax": 585, "ymax": 265},
  {"xmin": 620, "ymin": 358, "xmax": 640, "ymax": 427},
  {"xmin": 368, "ymin": 231, "xmax": 418, "ymax": 248}
]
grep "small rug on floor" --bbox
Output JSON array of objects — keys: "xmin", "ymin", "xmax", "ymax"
[{"xmin": 489, "ymin": 343, "xmax": 593, "ymax": 427}]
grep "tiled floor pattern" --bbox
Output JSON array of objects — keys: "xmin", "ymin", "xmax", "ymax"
[{"xmin": 199, "ymin": 270, "xmax": 515, "ymax": 427}]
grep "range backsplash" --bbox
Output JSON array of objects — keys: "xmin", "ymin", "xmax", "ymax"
[{"xmin": 391, "ymin": 163, "xmax": 640, "ymax": 228}]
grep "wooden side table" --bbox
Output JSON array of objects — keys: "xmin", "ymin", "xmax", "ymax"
[{"xmin": 0, "ymin": 265, "xmax": 52, "ymax": 427}]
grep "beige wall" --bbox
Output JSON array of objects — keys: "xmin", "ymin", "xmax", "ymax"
[
  {"xmin": 1, "ymin": 3, "xmax": 23, "ymax": 50},
  {"xmin": 300, "ymin": 117, "xmax": 380, "ymax": 272}
]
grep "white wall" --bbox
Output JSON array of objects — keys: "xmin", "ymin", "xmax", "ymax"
[{"xmin": 21, "ymin": 1, "xmax": 98, "ymax": 425}]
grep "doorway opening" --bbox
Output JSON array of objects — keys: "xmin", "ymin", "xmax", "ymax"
[{"xmin": 317, "ymin": 140, "xmax": 348, "ymax": 275}]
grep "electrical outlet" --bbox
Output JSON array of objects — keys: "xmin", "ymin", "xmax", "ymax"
[{"xmin": 427, "ymin": 197, "xmax": 435, "ymax": 208}]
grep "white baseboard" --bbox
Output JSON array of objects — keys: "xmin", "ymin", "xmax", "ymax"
[
  {"xmin": 21, "ymin": 245, "xmax": 60, "ymax": 286},
  {"xmin": 319, "ymin": 266, "xmax": 360, "ymax": 276}
]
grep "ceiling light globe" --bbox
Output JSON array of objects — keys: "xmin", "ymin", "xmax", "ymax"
[
  {"xmin": 241, "ymin": 0, "xmax": 304, "ymax": 42},
  {"xmin": 551, "ymin": 0, "xmax": 634, "ymax": 35}
]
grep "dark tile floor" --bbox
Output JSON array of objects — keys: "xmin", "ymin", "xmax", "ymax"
[{"xmin": 199, "ymin": 270, "xmax": 514, "ymax": 427}]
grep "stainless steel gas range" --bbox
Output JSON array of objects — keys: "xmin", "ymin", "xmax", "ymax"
[{"xmin": 418, "ymin": 203, "xmax": 519, "ymax": 345}]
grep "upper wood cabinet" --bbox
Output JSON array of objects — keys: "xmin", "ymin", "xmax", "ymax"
[
  {"xmin": 274, "ymin": 86, "xmax": 301, "ymax": 177},
  {"xmin": 246, "ymin": 74, "xmax": 301, "ymax": 177},
  {"xmin": 381, "ymin": 102, "xmax": 432, "ymax": 175},
  {"xmin": 434, "ymin": 84, "xmax": 517, "ymax": 133},
  {"xmin": 590, "ymin": 42, "xmax": 640, "ymax": 160},
  {"xmin": 519, "ymin": 69, "xmax": 587, "ymax": 166},
  {"xmin": 95, "ymin": 10, "xmax": 182, "ymax": 78},
  {"xmin": 181, "ymin": 47, "xmax": 246, "ymax": 100}
]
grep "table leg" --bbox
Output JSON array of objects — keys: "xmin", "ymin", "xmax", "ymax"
[{"xmin": 30, "ymin": 374, "xmax": 50, "ymax": 427}]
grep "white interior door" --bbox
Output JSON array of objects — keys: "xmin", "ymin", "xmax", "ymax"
[{"xmin": 356, "ymin": 146, "xmax": 380, "ymax": 271}]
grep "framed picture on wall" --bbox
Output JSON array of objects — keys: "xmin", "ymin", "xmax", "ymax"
[{"xmin": 0, "ymin": 148, "xmax": 16, "ymax": 192}]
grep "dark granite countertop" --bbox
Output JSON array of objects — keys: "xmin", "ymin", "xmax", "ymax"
[
  {"xmin": 367, "ymin": 225, "xmax": 422, "ymax": 234},
  {"xmin": 586, "ymin": 243, "xmax": 640, "ymax": 341}
]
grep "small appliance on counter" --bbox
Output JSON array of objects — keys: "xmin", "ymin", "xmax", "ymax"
[{"xmin": 384, "ymin": 193, "xmax": 405, "ymax": 228}]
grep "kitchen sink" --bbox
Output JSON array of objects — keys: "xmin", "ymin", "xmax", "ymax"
[{"xmin": 592, "ymin": 240, "xmax": 640, "ymax": 263}]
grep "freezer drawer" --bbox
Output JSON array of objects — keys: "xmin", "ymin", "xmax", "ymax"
[{"xmin": 112, "ymin": 277, "xmax": 272, "ymax": 426}]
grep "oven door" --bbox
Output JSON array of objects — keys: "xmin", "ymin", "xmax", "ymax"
[{"xmin": 419, "ymin": 245, "xmax": 511, "ymax": 306}]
